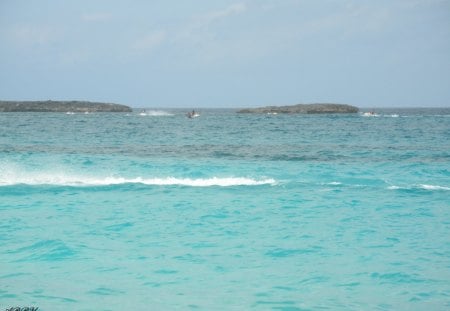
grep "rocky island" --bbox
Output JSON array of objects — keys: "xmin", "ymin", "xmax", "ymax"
[
  {"xmin": 0, "ymin": 100, "xmax": 132, "ymax": 112},
  {"xmin": 237, "ymin": 103, "xmax": 358, "ymax": 114}
]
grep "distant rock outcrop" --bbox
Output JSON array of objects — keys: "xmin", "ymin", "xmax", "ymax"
[
  {"xmin": 0, "ymin": 100, "xmax": 132, "ymax": 112},
  {"xmin": 237, "ymin": 103, "xmax": 359, "ymax": 114}
]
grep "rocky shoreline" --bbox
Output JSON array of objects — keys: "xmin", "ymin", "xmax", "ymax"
[
  {"xmin": 237, "ymin": 103, "xmax": 359, "ymax": 114},
  {"xmin": 0, "ymin": 100, "xmax": 132, "ymax": 112}
]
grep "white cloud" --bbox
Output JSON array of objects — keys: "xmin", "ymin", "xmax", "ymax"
[
  {"xmin": 7, "ymin": 25, "xmax": 59, "ymax": 47},
  {"xmin": 132, "ymin": 30, "xmax": 166, "ymax": 53},
  {"xmin": 174, "ymin": 3, "xmax": 247, "ymax": 49},
  {"xmin": 203, "ymin": 3, "xmax": 247, "ymax": 23}
]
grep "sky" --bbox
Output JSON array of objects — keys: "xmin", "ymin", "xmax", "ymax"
[{"xmin": 0, "ymin": 0, "xmax": 449, "ymax": 108}]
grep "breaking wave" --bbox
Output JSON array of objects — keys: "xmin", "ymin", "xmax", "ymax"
[
  {"xmin": 388, "ymin": 184, "xmax": 450, "ymax": 191},
  {"xmin": 0, "ymin": 172, "xmax": 276, "ymax": 187},
  {"xmin": 138, "ymin": 110, "xmax": 174, "ymax": 116}
]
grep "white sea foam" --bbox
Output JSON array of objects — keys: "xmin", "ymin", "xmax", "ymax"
[
  {"xmin": 0, "ymin": 172, "xmax": 275, "ymax": 187},
  {"xmin": 387, "ymin": 185, "xmax": 401, "ymax": 190},
  {"xmin": 139, "ymin": 110, "xmax": 174, "ymax": 116},
  {"xmin": 361, "ymin": 112, "xmax": 380, "ymax": 117},
  {"xmin": 419, "ymin": 184, "xmax": 450, "ymax": 191},
  {"xmin": 388, "ymin": 184, "xmax": 450, "ymax": 191}
]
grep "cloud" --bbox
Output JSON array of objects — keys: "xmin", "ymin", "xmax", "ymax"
[
  {"xmin": 203, "ymin": 3, "xmax": 247, "ymax": 23},
  {"xmin": 132, "ymin": 30, "xmax": 166, "ymax": 54},
  {"xmin": 174, "ymin": 3, "xmax": 247, "ymax": 49},
  {"xmin": 7, "ymin": 25, "xmax": 59, "ymax": 47}
]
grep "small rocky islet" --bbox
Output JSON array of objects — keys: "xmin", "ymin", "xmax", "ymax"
[
  {"xmin": 0, "ymin": 100, "xmax": 132, "ymax": 112},
  {"xmin": 237, "ymin": 103, "xmax": 359, "ymax": 114}
]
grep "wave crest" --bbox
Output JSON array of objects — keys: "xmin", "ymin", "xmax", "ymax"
[
  {"xmin": 138, "ymin": 110, "xmax": 174, "ymax": 116},
  {"xmin": 0, "ymin": 173, "xmax": 276, "ymax": 187},
  {"xmin": 388, "ymin": 184, "xmax": 450, "ymax": 191}
]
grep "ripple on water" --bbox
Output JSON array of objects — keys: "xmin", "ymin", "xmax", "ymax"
[{"xmin": 10, "ymin": 239, "xmax": 76, "ymax": 262}]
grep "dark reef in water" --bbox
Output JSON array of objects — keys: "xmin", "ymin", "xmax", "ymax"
[
  {"xmin": 0, "ymin": 100, "xmax": 132, "ymax": 112},
  {"xmin": 237, "ymin": 103, "xmax": 359, "ymax": 114}
]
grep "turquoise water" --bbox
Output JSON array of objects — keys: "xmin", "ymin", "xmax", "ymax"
[{"xmin": 1, "ymin": 108, "xmax": 449, "ymax": 310}]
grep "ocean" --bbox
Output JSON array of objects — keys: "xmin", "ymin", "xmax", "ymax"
[{"xmin": 1, "ymin": 108, "xmax": 449, "ymax": 310}]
